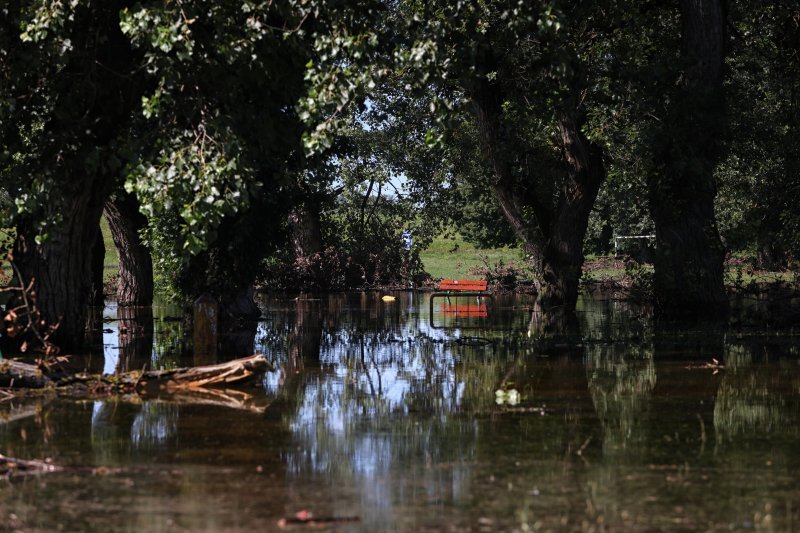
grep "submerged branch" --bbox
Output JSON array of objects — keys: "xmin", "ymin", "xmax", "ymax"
[
  {"xmin": 1, "ymin": 354, "xmax": 273, "ymax": 397},
  {"xmin": 0, "ymin": 453, "xmax": 63, "ymax": 479}
]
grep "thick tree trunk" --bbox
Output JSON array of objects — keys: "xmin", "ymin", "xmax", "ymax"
[
  {"xmin": 649, "ymin": 0, "xmax": 728, "ymax": 317},
  {"xmin": 103, "ymin": 192, "xmax": 154, "ymax": 306},
  {"xmin": 471, "ymin": 80, "xmax": 605, "ymax": 321},
  {"xmin": 471, "ymin": 86, "xmax": 547, "ymax": 272},
  {"xmin": 537, "ymin": 113, "xmax": 606, "ymax": 312},
  {"xmin": 9, "ymin": 182, "xmax": 109, "ymax": 352},
  {"xmin": 1, "ymin": 4, "xmax": 142, "ymax": 353}
]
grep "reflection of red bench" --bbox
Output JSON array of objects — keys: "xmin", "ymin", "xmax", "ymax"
[
  {"xmin": 437, "ymin": 279, "xmax": 488, "ymax": 293},
  {"xmin": 440, "ymin": 303, "xmax": 488, "ymax": 317}
]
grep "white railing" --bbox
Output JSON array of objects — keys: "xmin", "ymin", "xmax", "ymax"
[{"xmin": 614, "ymin": 234, "xmax": 655, "ymax": 257}]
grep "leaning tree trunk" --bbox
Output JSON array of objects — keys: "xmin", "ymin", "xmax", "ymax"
[
  {"xmin": 472, "ymin": 79, "xmax": 605, "ymax": 325},
  {"xmin": 471, "ymin": 84, "xmax": 546, "ymax": 273},
  {"xmin": 649, "ymin": 0, "xmax": 728, "ymax": 317},
  {"xmin": 103, "ymin": 192, "xmax": 154, "ymax": 307},
  {"xmin": 9, "ymin": 181, "xmax": 109, "ymax": 352},
  {"xmin": 536, "ymin": 112, "xmax": 606, "ymax": 312}
]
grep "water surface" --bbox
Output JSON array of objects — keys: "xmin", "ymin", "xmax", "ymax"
[{"xmin": 2, "ymin": 292, "xmax": 800, "ymax": 531}]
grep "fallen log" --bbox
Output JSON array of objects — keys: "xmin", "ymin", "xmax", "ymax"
[
  {"xmin": 136, "ymin": 354, "xmax": 270, "ymax": 393},
  {"xmin": 0, "ymin": 359, "xmax": 49, "ymax": 388},
  {"xmin": 0, "ymin": 453, "xmax": 63, "ymax": 479},
  {"xmin": 1, "ymin": 354, "xmax": 273, "ymax": 395}
]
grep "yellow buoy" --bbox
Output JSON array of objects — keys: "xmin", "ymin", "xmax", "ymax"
[{"xmin": 381, "ymin": 295, "xmax": 396, "ymax": 302}]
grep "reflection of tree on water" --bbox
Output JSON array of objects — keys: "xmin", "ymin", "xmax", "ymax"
[
  {"xmin": 714, "ymin": 344, "xmax": 800, "ymax": 443},
  {"xmin": 151, "ymin": 315, "xmax": 186, "ymax": 369},
  {"xmin": 115, "ymin": 306, "xmax": 154, "ymax": 372},
  {"xmin": 130, "ymin": 402, "xmax": 180, "ymax": 451},
  {"xmin": 586, "ymin": 344, "xmax": 655, "ymax": 456},
  {"xmin": 281, "ymin": 337, "xmax": 483, "ymax": 529},
  {"xmin": 578, "ymin": 297, "xmax": 652, "ymax": 343},
  {"xmin": 258, "ymin": 292, "xmax": 534, "ymax": 529},
  {"xmin": 90, "ymin": 400, "xmax": 179, "ymax": 464}
]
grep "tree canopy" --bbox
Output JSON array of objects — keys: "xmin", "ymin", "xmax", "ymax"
[{"xmin": 2, "ymin": 0, "xmax": 800, "ymax": 349}]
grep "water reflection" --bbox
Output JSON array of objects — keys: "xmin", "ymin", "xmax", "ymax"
[
  {"xmin": 714, "ymin": 343, "xmax": 800, "ymax": 443},
  {"xmin": 3, "ymin": 292, "xmax": 800, "ymax": 530},
  {"xmin": 586, "ymin": 344, "xmax": 655, "ymax": 456},
  {"xmin": 100, "ymin": 299, "xmax": 185, "ymax": 372}
]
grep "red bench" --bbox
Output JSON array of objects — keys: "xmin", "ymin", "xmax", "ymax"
[{"xmin": 430, "ymin": 279, "xmax": 492, "ymax": 324}]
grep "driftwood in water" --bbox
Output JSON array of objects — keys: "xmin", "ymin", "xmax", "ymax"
[
  {"xmin": 136, "ymin": 354, "xmax": 269, "ymax": 393},
  {"xmin": 0, "ymin": 359, "xmax": 49, "ymax": 388},
  {"xmin": 0, "ymin": 354, "xmax": 272, "ymax": 394},
  {"xmin": 0, "ymin": 453, "xmax": 63, "ymax": 479}
]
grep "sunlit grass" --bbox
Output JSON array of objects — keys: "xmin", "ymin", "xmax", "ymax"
[
  {"xmin": 419, "ymin": 233, "xmax": 523, "ymax": 280},
  {"xmin": 101, "ymin": 217, "xmax": 118, "ymax": 282}
]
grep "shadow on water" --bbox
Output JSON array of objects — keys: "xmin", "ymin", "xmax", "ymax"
[{"xmin": 2, "ymin": 291, "xmax": 800, "ymax": 530}]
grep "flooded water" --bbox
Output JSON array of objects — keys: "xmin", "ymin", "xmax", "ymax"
[{"xmin": 2, "ymin": 292, "xmax": 800, "ymax": 531}]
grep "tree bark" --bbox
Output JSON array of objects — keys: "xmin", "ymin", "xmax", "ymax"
[
  {"xmin": 649, "ymin": 0, "xmax": 728, "ymax": 317},
  {"xmin": 471, "ymin": 84, "xmax": 547, "ymax": 272},
  {"xmin": 471, "ymin": 81, "xmax": 605, "ymax": 320},
  {"xmin": 9, "ymin": 181, "xmax": 110, "ymax": 352},
  {"xmin": 103, "ymin": 192, "xmax": 154, "ymax": 306},
  {"xmin": 537, "ymin": 112, "xmax": 606, "ymax": 312},
  {"xmin": 86, "ymin": 224, "xmax": 106, "ymax": 334}
]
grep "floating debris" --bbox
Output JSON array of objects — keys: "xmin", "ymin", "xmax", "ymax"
[
  {"xmin": 277, "ymin": 510, "xmax": 360, "ymax": 528},
  {"xmin": 685, "ymin": 358, "xmax": 725, "ymax": 374},
  {"xmin": 495, "ymin": 388, "xmax": 521, "ymax": 406}
]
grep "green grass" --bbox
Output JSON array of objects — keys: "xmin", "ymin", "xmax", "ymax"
[
  {"xmin": 100, "ymin": 217, "xmax": 118, "ymax": 282},
  {"xmin": 419, "ymin": 234, "xmax": 524, "ymax": 280}
]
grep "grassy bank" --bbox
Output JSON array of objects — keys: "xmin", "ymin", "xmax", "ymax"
[
  {"xmin": 418, "ymin": 234, "xmax": 524, "ymax": 280},
  {"xmin": 419, "ymin": 235, "xmax": 796, "ymax": 289},
  {"xmin": 100, "ymin": 218, "xmax": 118, "ymax": 282}
]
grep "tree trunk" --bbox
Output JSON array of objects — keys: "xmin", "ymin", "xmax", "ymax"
[
  {"xmin": 9, "ymin": 182, "xmax": 109, "ymax": 352},
  {"xmin": 471, "ymin": 81, "xmax": 605, "ymax": 319},
  {"xmin": 471, "ymin": 85, "xmax": 547, "ymax": 273},
  {"xmin": 86, "ymin": 224, "xmax": 106, "ymax": 334},
  {"xmin": 649, "ymin": 0, "xmax": 728, "ymax": 317},
  {"xmin": 288, "ymin": 200, "xmax": 324, "ymax": 260},
  {"xmin": 103, "ymin": 192, "xmax": 154, "ymax": 306},
  {"xmin": 1, "ymin": 4, "xmax": 142, "ymax": 353},
  {"xmin": 536, "ymin": 112, "xmax": 606, "ymax": 312}
]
